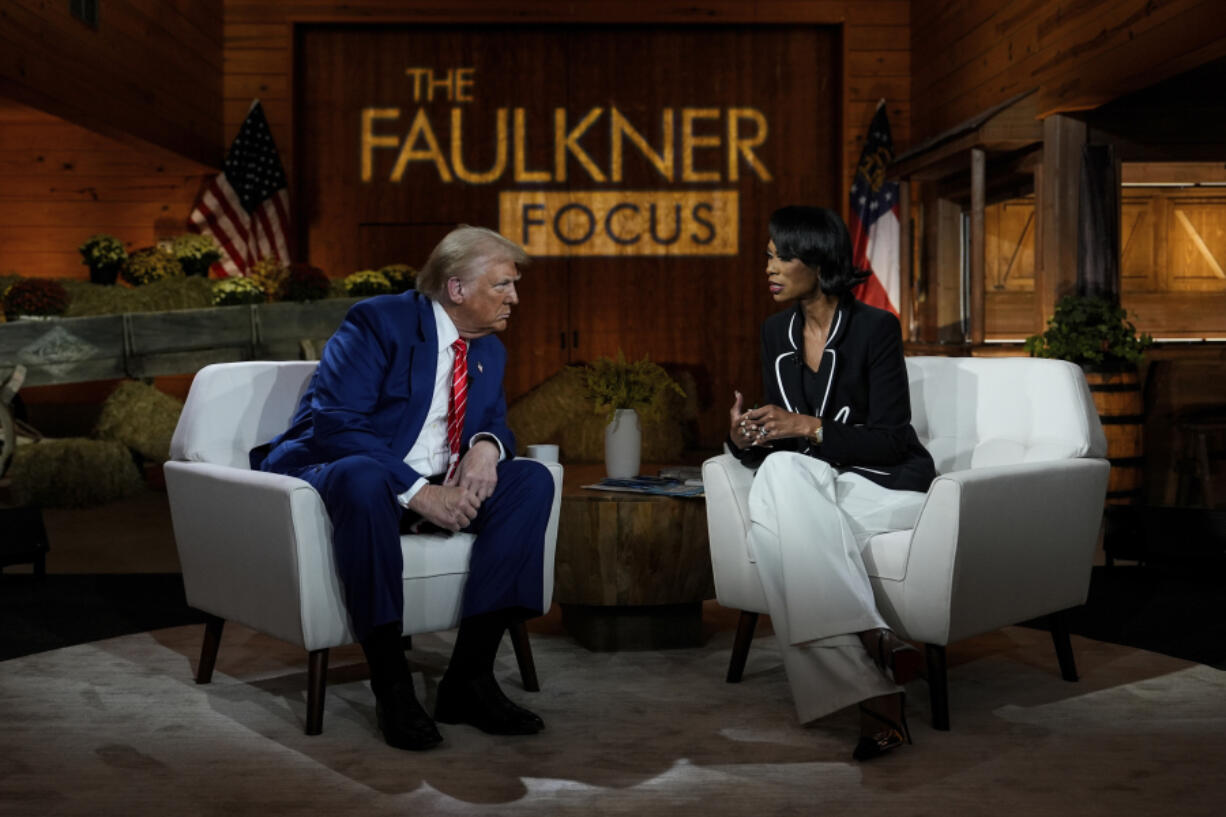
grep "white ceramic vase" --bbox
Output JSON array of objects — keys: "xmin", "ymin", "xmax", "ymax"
[{"xmin": 604, "ymin": 408, "xmax": 642, "ymax": 479}]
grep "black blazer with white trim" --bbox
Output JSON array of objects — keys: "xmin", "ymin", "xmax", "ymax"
[{"xmin": 730, "ymin": 294, "xmax": 936, "ymax": 493}]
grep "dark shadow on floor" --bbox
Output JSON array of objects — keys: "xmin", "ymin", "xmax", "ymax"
[
  {"xmin": 1023, "ymin": 561, "xmax": 1226, "ymax": 670},
  {"xmin": 0, "ymin": 572, "xmax": 207, "ymax": 660}
]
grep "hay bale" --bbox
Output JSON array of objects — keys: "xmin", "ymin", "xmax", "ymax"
[
  {"xmin": 94, "ymin": 380, "xmax": 183, "ymax": 463},
  {"xmin": 62, "ymin": 276, "xmax": 214, "ymax": 317},
  {"xmin": 7, "ymin": 438, "xmax": 143, "ymax": 508},
  {"xmin": 507, "ymin": 366, "xmax": 696, "ymax": 464}
]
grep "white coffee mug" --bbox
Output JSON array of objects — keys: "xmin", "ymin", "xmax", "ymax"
[{"xmin": 525, "ymin": 443, "xmax": 559, "ymax": 463}]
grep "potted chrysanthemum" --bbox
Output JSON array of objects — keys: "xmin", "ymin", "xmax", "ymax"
[
  {"xmin": 2, "ymin": 278, "xmax": 70, "ymax": 321},
  {"xmin": 78, "ymin": 234, "xmax": 127, "ymax": 285},
  {"xmin": 170, "ymin": 234, "xmax": 222, "ymax": 278}
]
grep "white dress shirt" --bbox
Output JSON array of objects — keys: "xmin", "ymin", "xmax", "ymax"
[{"xmin": 396, "ymin": 299, "xmax": 504, "ymax": 507}]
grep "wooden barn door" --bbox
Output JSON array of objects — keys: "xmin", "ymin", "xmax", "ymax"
[{"xmin": 295, "ymin": 24, "xmax": 838, "ymax": 446}]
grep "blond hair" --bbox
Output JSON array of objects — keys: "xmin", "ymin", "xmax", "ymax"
[{"xmin": 416, "ymin": 225, "xmax": 529, "ymax": 300}]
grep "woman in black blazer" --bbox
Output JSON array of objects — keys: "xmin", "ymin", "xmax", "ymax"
[{"xmin": 730, "ymin": 206, "xmax": 936, "ymax": 761}]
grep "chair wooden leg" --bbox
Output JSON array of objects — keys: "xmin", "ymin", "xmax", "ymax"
[
  {"xmin": 508, "ymin": 620, "xmax": 540, "ymax": 692},
  {"xmin": 1050, "ymin": 610, "xmax": 1079, "ymax": 682},
  {"xmin": 305, "ymin": 648, "xmax": 329, "ymax": 736},
  {"xmin": 726, "ymin": 611, "xmax": 759, "ymax": 683},
  {"xmin": 196, "ymin": 615, "xmax": 224, "ymax": 684},
  {"xmin": 925, "ymin": 643, "xmax": 950, "ymax": 731}
]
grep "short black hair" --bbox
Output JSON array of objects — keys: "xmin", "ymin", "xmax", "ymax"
[{"xmin": 768, "ymin": 206, "xmax": 867, "ymax": 296}]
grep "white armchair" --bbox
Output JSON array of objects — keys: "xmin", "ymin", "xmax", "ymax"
[
  {"xmin": 703, "ymin": 356, "xmax": 1109, "ymax": 730},
  {"xmin": 164, "ymin": 361, "xmax": 563, "ymax": 735}
]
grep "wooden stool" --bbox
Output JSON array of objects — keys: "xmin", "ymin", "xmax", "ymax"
[{"xmin": 1176, "ymin": 409, "xmax": 1226, "ymax": 508}]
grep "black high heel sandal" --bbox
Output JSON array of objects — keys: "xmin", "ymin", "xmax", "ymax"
[
  {"xmin": 867, "ymin": 628, "xmax": 923, "ymax": 685},
  {"xmin": 853, "ymin": 693, "xmax": 912, "ymax": 762}
]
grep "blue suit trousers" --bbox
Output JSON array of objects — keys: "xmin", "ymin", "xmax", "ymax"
[{"xmin": 294, "ymin": 457, "xmax": 552, "ymax": 641}]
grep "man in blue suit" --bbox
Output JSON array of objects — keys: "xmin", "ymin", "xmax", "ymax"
[{"xmin": 253, "ymin": 226, "xmax": 553, "ymax": 751}]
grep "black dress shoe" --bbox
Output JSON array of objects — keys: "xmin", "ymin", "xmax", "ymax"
[
  {"xmin": 434, "ymin": 674, "xmax": 543, "ymax": 735},
  {"xmin": 483, "ymin": 676, "xmax": 545, "ymax": 731},
  {"xmin": 853, "ymin": 693, "xmax": 912, "ymax": 762},
  {"xmin": 374, "ymin": 679, "xmax": 443, "ymax": 751}
]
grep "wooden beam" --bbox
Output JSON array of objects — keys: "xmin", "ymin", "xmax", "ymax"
[
  {"xmin": 1077, "ymin": 143, "xmax": 1122, "ymax": 302},
  {"xmin": 1123, "ymin": 163, "xmax": 1226, "ymax": 185},
  {"xmin": 935, "ymin": 195, "xmax": 963, "ymax": 344},
  {"xmin": 918, "ymin": 183, "xmax": 941, "ymax": 343},
  {"xmin": 970, "ymin": 147, "xmax": 986, "ymax": 344},
  {"xmin": 1037, "ymin": 114, "xmax": 1086, "ymax": 326}
]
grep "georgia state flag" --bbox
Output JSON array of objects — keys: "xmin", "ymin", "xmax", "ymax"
[{"xmin": 848, "ymin": 101, "xmax": 900, "ymax": 316}]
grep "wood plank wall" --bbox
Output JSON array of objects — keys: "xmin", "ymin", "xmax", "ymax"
[
  {"xmin": 0, "ymin": 2, "xmax": 911, "ymax": 284},
  {"xmin": 0, "ymin": 100, "xmax": 210, "ymax": 281},
  {"xmin": 0, "ymin": 0, "xmax": 224, "ymax": 168},
  {"xmin": 222, "ymin": 0, "xmax": 912, "ymax": 223},
  {"xmin": 910, "ymin": 0, "xmax": 1226, "ymax": 144}
]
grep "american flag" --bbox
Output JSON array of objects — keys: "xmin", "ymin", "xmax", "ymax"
[
  {"xmin": 848, "ymin": 101, "xmax": 900, "ymax": 316},
  {"xmin": 188, "ymin": 100, "xmax": 291, "ymax": 277}
]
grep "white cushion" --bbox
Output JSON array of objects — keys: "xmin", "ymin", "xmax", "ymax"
[
  {"xmin": 907, "ymin": 356, "xmax": 1106, "ymax": 473},
  {"xmin": 401, "ymin": 532, "xmax": 475, "ymax": 579},
  {"xmin": 170, "ymin": 361, "xmax": 316, "ymax": 469}
]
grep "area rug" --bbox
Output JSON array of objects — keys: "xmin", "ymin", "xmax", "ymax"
[{"xmin": 1, "ymin": 623, "xmax": 1223, "ymax": 816}]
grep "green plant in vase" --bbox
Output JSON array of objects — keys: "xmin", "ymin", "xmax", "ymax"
[
  {"xmin": 171, "ymin": 233, "xmax": 222, "ymax": 277},
  {"xmin": 1024, "ymin": 295, "xmax": 1153, "ymax": 372},
  {"xmin": 582, "ymin": 352, "xmax": 685, "ymax": 478},
  {"xmin": 78, "ymin": 234, "xmax": 127, "ymax": 285},
  {"xmin": 1026, "ymin": 294, "xmax": 1154, "ymax": 506}
]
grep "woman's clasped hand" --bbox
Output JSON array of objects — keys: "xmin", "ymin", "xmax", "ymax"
[{"xmin": 729, "ymin": 391, "xmax": 820, "ymax": 448}]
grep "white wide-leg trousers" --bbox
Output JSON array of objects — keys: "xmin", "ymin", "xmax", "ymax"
[{"xmin": 747, "ymin": 452, "xmax": 927, "ymax": 723}]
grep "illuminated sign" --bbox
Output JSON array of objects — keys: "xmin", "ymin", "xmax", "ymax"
[
  {"xmin": 501, "ymin": 190, "xmax": 738, "ymax": 256},
  {"xmin": 360, "ymin": 67, "xmax": 772, "ymax": 256}
]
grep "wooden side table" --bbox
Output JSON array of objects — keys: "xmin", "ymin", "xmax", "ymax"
[{"xmin": 553, "ymin": 464, "xmax": 714, "ymax": 650}]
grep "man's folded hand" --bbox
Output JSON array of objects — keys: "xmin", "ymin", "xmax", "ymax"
[
  {"xmin": 449, "ymin": 439, "xmax": 500, "ymax": 502},
  {"xmin": 408, "ymin": 484, "xmax": 480, "ymax": 531}
]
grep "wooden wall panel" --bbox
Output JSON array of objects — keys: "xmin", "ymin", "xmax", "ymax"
[
  {"xmin": 223, "ymin": 0, "xmax": 911, "ymax": 225},
  {"xmin": 911, "ymin": 0, "xmax": 1226, "ymax": 145},
  {"xmin": 981, "ymin": 187, "xmax": 1226, "ymax": 339},
  {"xmin": 0, "ymin": 0, "xmax": 223, "ymax": 167},
  {"xmin": 0, "ymin": 102, "xmax": 207, "ymax": 280}
]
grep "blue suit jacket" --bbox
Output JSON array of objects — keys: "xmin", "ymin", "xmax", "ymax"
[{"xmin": 255, "ymin": 290, "xmax": 515, "ymax": 494}]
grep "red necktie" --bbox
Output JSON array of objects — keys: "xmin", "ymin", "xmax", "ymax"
[{"xmin": 445, "ymin": 338, "xmax": 468, "ymax": 481}]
